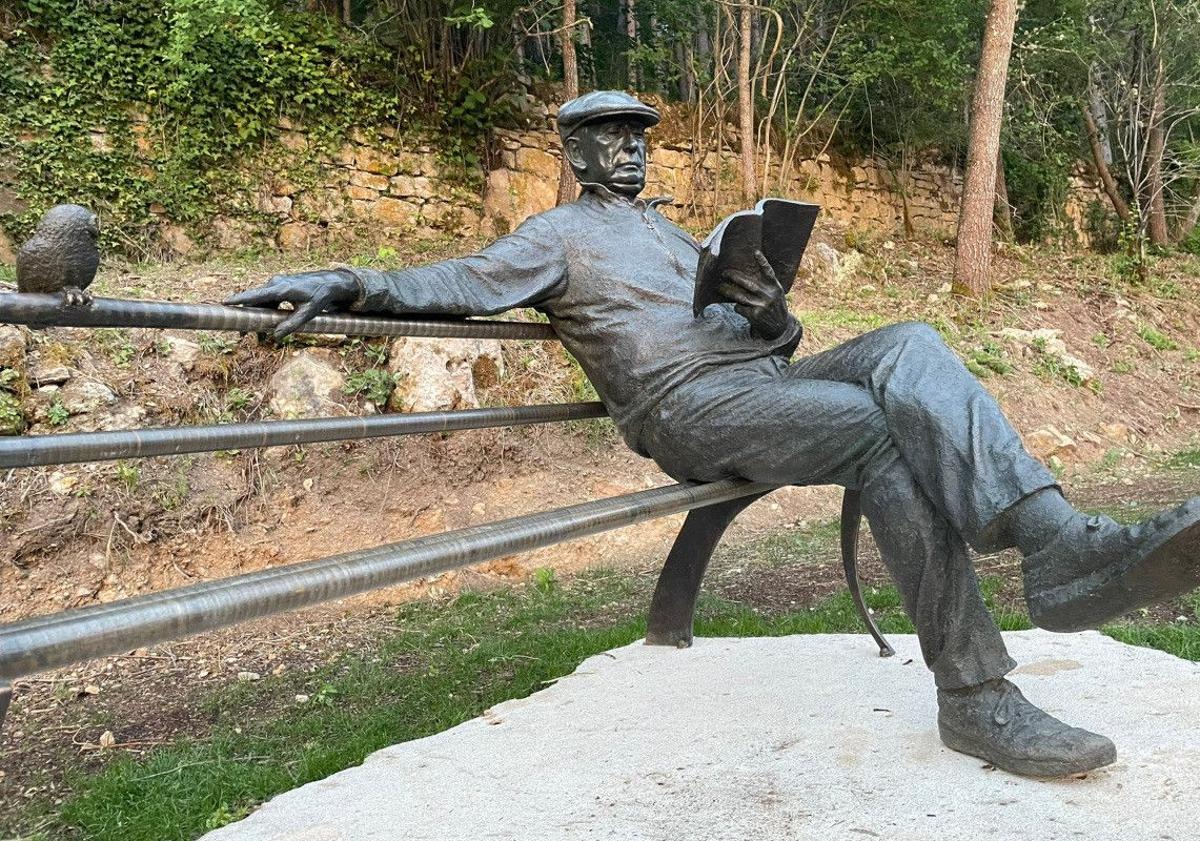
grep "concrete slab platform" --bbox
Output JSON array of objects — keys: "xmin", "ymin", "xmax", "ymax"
[{"xmin": 203, "ymin": 631, "xmax": 1200, "ymax": 841}]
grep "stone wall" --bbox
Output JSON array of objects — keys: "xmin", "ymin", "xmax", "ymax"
[
  {"xmin": 0, "ymin": 107, "xmax": 1106, "ymax": 261},
  {"xmin": 482, "ymin": 121, "xmax": 965, "ymax": 238},
  {"xmin": 148, "ymin": 112, "xmax": 974, "ymax": 256}
]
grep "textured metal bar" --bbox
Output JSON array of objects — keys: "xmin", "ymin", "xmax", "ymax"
[
  {"xmin": 0, "ymin": 293, "xmax": 558, "ymax": 340},
  {"xmin": 0, "ymin": 479, "xmax": 771, "ymax": 679},
  {"xmin": 0, "ymin": 402, "xmax": 608, "ymax": 468},
  {"xmin": 0, "ymin": 680, "xmax": 10, "ymax": 732}
]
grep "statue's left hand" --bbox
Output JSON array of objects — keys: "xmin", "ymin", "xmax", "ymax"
[{"xmin": 718, "ymin": 251, "xmax": 791, "ymax": 340}]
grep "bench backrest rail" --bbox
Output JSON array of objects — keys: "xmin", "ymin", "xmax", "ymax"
[
  {"xmin": 0, "ymin": 402, "xmax": 607, "ymax": 468},
  {"xmin": 0, "ymin": 292, "xmax": 557, "ymax": 341}
]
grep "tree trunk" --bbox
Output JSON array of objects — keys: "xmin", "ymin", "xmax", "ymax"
[
  {"xmin": 994, "ymin": 148, "xmax": 1013, "ymax": 241},
  {"xmin": 1145, "ymin": 56, "xmax": 1169, "ymax": 246},
  {"xmin": 953, "ymin": 0, "xmax": 1018, "ymax": 297},
  {"xmin": 738, "ymin": 3, "xmax": 755, "ymax": 201},
  {"xmin": 1082, "ymin": 103, "xmax": 1131, "ymax": 221},
  {"xmin": 556, "ymin": 0, "xmax": 580, "ymax": 206},
  {"xmin": 626, "ymin": 0, "xmax": 639, "ymax": 89},
  {"xmin": 342, "ymin": 0, "xmax": 351, "ymax": 25}
]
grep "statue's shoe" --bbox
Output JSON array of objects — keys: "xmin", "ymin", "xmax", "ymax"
[
  {"xmin": 938, "ymin": 679, "xmax": 1116, "ymax": 777},
  {"xmin": 1023, "ymin": 497, "xmax": 1200, "ymax": 632}
]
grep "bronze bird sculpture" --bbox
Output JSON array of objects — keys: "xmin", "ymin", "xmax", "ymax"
[{"xmin": 17, "ymin": 204, "xmax": 100, "ymax": 306}]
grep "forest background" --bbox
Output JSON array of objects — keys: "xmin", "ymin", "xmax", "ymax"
[{"xmin": 2, "ymin": 0, "xmax": 1200, "ymax": 282}]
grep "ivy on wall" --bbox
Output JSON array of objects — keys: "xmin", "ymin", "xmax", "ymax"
[{"xmin": 0, "ymin": 0, "xmax": 402, "ymax": 255}]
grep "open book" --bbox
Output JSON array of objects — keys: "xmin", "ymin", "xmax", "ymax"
[{"xmin": 693, "ymin": 198, "xmax": 820, "ymax": 318}]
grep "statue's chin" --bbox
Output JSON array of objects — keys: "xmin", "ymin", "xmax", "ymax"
[{"xmin": 605, "ymin": 177, "xmax": 644, "ymax": 197}]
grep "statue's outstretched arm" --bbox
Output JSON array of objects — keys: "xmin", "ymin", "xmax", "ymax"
[{"xmin": 226, "ymin": 216, "xmax": 567, "ymax": 338}]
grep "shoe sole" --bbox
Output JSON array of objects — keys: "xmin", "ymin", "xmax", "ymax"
[
  {"xmin": 1030, "ymin": 513, "xmax": 1200, "ymax": 633},
  {"xmin": 939, "ymin": 721, "xmax": 1117, "ymax": 777}
]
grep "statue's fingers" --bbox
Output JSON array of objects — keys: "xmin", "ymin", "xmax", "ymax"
[
  {"xmin": 272, "ymin": 299, "xmax": 324, "ymax": 339},
  {"xmin": 224, "ymin": 286, "xmax": 288, "ymax": 307},
  {"xmin": 722, "ymin": 269, "xmax": 771, "ymax": 295},
  {"xmin": 754, "ymin": 251, "xmax": 779, "ymax": 282},
  {"xmin": 716, "ymin": 281, "xmax": 758, "ymax": 306}
]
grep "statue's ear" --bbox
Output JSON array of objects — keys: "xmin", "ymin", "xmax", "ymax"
[{"xmin": 563, "ymin": 136, "xmax": 587, "ymax": 178}]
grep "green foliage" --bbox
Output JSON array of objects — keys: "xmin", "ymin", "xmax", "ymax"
[
  {"xmin": 225, "ymin": 387, "xmax": 254, "ymax": 412},
  {"xmin": 965, "ymin": 340, "xmax": 1012, "ymax": 378},
  {"xmin": 115, "ymin": 461, "xmax": 141, "ymax": 491},
  {"xmin": 1179, "ymin": 225, "xmax": 1200, "ymax": 255},
  {"xmin": 0, "ymin": 0, "xmax": 400, "ymax": 253},
  {"xmin": 0, "ymin": 391, "xmax": 24, "ymax": 434},
  {"xmin": 46, "ymin": 397, "xmax": 70, "ymax": 426},
  {"xmin": 197, "ymin": 333, "xmax": 237, "ymax": 356},
  {"xmin": 1137, "ymin": 324, "xmax": 1178, "ymax": 352},
  {"xmin": 343, "ymin": 368, "xmax": 398, "ymax": 405}
]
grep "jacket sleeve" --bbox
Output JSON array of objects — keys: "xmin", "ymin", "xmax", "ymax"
[{"xmin": 344, "ymin": 215, "xmax": 568, "ymax": 317}]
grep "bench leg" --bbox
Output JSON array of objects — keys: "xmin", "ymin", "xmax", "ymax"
[
  {"xmin": 0, "ymin": 680, "xmax": 10, "ymax": 734},
  {"xmin": 840, "ymin": 490, "xmax": 896, "ymax": 657},
  {"xmin": 645, "ymin": 492, "xmax": 768, "ymax": 647}
]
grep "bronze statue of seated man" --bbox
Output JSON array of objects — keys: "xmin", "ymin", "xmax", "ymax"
[{"xmin": 229, "ymin": 90, "xmax": 1200, "ymax": 778}]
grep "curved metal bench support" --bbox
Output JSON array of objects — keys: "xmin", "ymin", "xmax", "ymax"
[
  {"xmin": 645, "ymin": 491, "xmax": 769, "ymax": 647},
  {"xmin": 646, "ymin": 488, "xmax": 895, "ymax": 657},
  {"xmin": 840, "ymin": 490, "xmax": 895, "ymax": 658}
]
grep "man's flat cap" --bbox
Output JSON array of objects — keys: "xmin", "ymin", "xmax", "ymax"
[{"xmin": 557, "ymin": 91, "xmax": 660, "ymax": 139}]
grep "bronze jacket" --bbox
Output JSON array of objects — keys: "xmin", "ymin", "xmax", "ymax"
[{"xmin": 346, "ymin": 186, "xmax": 801, "ymax": 454}]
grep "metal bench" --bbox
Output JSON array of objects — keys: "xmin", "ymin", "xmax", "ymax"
[{"xmin": 0, "ymin": 292, "xmax": 892, "ymax": 732}]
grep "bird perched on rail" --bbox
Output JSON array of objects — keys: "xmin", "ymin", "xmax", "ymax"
[{"xmin": 16, "ymin": 204, "xmax": 101, "ymax": 306}]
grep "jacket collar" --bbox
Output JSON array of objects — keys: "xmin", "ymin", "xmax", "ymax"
[{"xmin": 579, "ymin": 181, "xmax": 673, "ymax": 211}]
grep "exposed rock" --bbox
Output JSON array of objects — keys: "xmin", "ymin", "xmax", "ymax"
[
  {"xmin": 1025, "ymin": 425, "xmax": 1077, "ymax": 461},
  {"xmin": 333, "ymin": 143, "xmax": 357, "ymax": 167},
  {"xmin": 268, "ymin": 350, "xmax": 347, "ymax": 418},
  {"xmin": 162, "ymin": 336, "xmax": 201, "ymax": 371},
  {"xmin": 998, "ymin": 327, "xmax": 1096, "ymax": 384},
  {"xmin": 212, "ymin": 218, "xmax": 257, "ymax": 250},
  {"xmin": 29, "ymin": 364, "xmax": 71, "ymax": 387},
  {"xmin": 278, "ymin": 223, "xmax": 317, "ymax": 252},
  {"xmin": 258, "ymin": 194, "xmax": 293, "ymax": 216},
  {"xmin": 482, "ymin": 168, "xmax": 557, "ymax": 233},
  {"xmin": 0, "ymin": 325, "xmax": 26, "ymax": 370},
  {"xmin": 349, "ymin": 170, "xmax": 390, "ymax": 192},
  {"xmin": 48, "ymin": 471, "xmax": 79, "ymax": 496},
  {"xmin": 514, "ymin": 147, "xmax": 561, "ymax": 181},
  {"xmin": 1102, "ymin": 422, "xmax": 1130, "ymax": 443},
  {"xmin": 387, "ymin": 337, "xmax": 504, "ymax": 413},
  {"xmin": 371, "ymin": 197, "xmax": 420, "ymax": 229},
  {"xmin": 389, "ymin": 175, "xmax": 436, "ymax": 201},
  {"xmin": 59, "ymin": 379, "xmax": 118, "ymax": 414},
  {"xmin": 279, "ymin": 131, "xmax": 308, "ymax": 152},
  {"xmin": 803, "ymin": 242, "xmax": 842, "ymax": 286},
  {"xmin": 356, "ymin": 147, "xmax": 401, "ymax": 176},
  {"xmin": 0, "ymin": 228, "xmax": 15, "ymax": 264},
  {"xmin": 159, "ymin": 224, "xmax": 198, "ymax": 258}
]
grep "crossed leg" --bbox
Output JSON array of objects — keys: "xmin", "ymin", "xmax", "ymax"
[
  {"xmin": 640, "ymin": 323, "xmax": 1030, "ymax": 687},
  {"xmin": 640, "ymin": 321, "xmax": 1116, "ymax": 775}
]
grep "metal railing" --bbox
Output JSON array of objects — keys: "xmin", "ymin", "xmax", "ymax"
[{"xmin": 0, "ymin": 292, "xmax": 804, "ymax": 731}]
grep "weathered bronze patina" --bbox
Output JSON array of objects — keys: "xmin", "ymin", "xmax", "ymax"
[{"xmin": 228, "ymin": 90, "xmax": 1200, "ymax": 778}]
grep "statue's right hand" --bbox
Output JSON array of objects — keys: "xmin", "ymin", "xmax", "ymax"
[{"xmin": 224, "ymin": 270, "xmax": 360, "ymax": 339}]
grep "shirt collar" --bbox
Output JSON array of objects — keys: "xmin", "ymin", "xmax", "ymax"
[{"xmin": 580, "ymin": 181, "xmax": 673, "ymax": 211}]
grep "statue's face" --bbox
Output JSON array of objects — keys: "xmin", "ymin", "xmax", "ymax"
[{"xmin": 566, "ymin": 119, "xmax": 648, "ymax": 197}]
